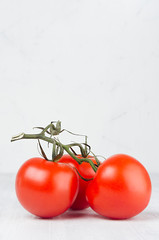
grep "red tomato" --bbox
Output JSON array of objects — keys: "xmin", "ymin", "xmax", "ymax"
[
  {"xmin": 86, "ymin": 154, "xmax": 152, "ymax": 219},
  {"xmin": 15, "ymin": 157, "xmax": 79, "ymax": 218},
  {"xmin": 58, "ymin": 155, "xmax": 97, "ymax": 210}
]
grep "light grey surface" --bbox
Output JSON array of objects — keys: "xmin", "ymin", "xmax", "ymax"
[{"xmin": 0, "ymin": 173, "xmax": 159, "ymax": 240}]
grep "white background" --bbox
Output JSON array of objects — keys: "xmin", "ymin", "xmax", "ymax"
[{"xmin": 0, "ymin": 0, "xmax": 159, "ymax": 173}]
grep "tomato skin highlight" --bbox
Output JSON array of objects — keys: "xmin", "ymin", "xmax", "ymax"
[
  {"xmin": 58, "ymin": 155, "xmax": 97, "ymax": 210},
  {"xmin": 15, "ymin": 158, "xmax": 79, "ymax": 218},
  {"xmin": 86, "ymin": 154, "xmax": 152, "ymax": 219}
]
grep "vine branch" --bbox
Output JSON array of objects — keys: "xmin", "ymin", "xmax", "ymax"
[{"xmin": 11, "ymin": 129, "xmax": 98, "ymax": 173}]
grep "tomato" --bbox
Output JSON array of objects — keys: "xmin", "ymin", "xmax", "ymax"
[
  {"xmin": 86, "ymin": 154, "xmax": 152, "ymax": 219},
  {"xmin": 58, "ymin": 155, "xmax": 97, "ymax": 210},
  {"xmin": 15, "ymin": 157, "xmax": 79, "ymax": 218}
]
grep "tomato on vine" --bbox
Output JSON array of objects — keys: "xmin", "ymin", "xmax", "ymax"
[
  {"xmin": 86, "ymin": 154, "xmax": 152, "ymax": 219},
  {"xmin": 12, "ymin": 122, "xmax": 99, "ymax": 218},
  {"xmin": 12, "ymin": 122, "xmax": 152, "ymax": 220},
  {"xmin": 16, "ymin": 157, "xmax": 79, "ymax": 218},
  {"xmin": 59, "ymin": 155, "xmax": 97, "ymax": 210}
]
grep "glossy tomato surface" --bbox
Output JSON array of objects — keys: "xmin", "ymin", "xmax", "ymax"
[
  {"xmin": 15, "ymin": 158, "xmax": 79, "ymax": 218},
  {"xmin": 58, "ymin": 155, "xmax": 97, "ymax": 210},
  {"xmin": 86, "ymin": 154, "xmax": 152, "ymax": 219}
]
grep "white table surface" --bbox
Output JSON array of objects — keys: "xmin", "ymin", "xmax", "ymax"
[{"xmin": 0, "ymin": 173, "xmax": 159, "ymax": 240}]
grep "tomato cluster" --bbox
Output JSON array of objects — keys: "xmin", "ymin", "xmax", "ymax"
[{"xmin": 12, "ymin": 122, "xmax": 152, "ymax": 220}]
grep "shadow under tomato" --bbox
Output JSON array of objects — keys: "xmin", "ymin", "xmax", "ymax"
[
  {"xmin": 30, "ymin": 209, "xmax": 91, "ymax": 221},
  {"xmin": 89, "ymin": 210, "xmax": 159, "ymax": 222},
  {"xmin": 28, "ymin": 209, "xmax": 159, "ymax": 222}
]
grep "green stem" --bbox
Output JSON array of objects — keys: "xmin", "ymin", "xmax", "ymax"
[
  {"xmin": 41, "ymin": 124, "xmax": 52, "ymax": 135},
  {"xmin": 63, "ymin": 145, "xmax": 97, "ymax": 172},
  {"xmin": 85, "ymin": 135, "xmax": 87, "ymax": 153},
  {"xmin": 74, "ymin": 168, "xmax": 93, "ymax": 181},
  {"xmin": 11, "ymin": 132, "xmax": 98, "ymax": 173}
]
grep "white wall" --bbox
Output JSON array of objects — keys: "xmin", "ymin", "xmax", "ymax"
[{"xmin": 0, "ymin": 0, "xmax": 159, "ymax": 173}]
